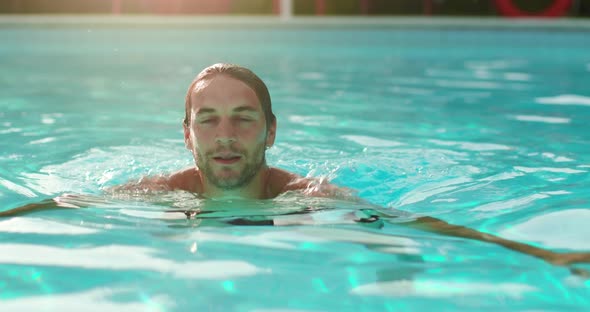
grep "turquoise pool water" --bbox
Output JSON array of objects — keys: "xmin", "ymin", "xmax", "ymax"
[{"xmin": 1, "ymin": 18, "xmax": 590, "ymax": 311}]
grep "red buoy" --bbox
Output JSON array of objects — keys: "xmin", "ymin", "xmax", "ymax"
[{"xmin": 494, "ymin": 0, "xmax": 572, "ymax": 17}]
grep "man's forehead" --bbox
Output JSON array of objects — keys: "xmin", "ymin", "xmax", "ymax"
[
  {"xmin": 191, "ymin": 75, "xmax": 254, "ymax": 96},
  {"xmin": 190, "ymin": 76, "xmax": 261, "ymax": 112},
  {"xmin": 191, "ymin": 79, "xmax": 212, "ymax": 94}
]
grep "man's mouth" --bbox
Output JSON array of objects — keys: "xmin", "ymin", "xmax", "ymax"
[{"xmin": 212, "ymin": 154, "xmax": 242, "ymax": 165}]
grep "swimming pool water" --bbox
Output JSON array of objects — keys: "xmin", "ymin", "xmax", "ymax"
[{"xmin": 1, "ymin": 17, "xmax": 590, "ymax": 311}]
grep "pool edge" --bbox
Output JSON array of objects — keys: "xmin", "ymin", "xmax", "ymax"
[{"xmin": 1, "ymin": 15, "xmax": 590, "ymax": 30}]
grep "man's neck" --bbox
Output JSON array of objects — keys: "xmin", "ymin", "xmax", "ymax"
[{"xmin": 198, "ymin": 166, "xmax": 270, "ymax": 199}]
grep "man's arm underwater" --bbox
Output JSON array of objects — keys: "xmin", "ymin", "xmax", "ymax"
[
  {"xmin": 0, "ymin": 194, "xmax": 85, "ymax": 217},
  {"xmin": 0, "ymin": 171, "xmax": 191, "ymax": 218},
  {"xmin": 400, "ymin": 214, "xmax": 590, "ymax": 266},
  {"xmin": 281, "ymin": 180, "xmax": 590, "ymax": 267}
]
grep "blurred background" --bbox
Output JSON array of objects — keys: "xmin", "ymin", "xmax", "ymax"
[{"xmin": 0, "ymin": 0, "xmax": 589, "ymax": 17}]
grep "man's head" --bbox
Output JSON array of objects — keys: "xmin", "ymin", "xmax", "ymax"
[
  {"xmin": 184, "ymin": 63, "xmax": 275, "ymax": 131},
  {"xmin": 183, "ymin": 63, "xmax": 276, "ymax": 190}
]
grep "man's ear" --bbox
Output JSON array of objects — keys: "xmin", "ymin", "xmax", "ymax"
[
  {"xmin": 183, "ymin": 123, "xmax": 193, "ymax": 150},
  {"xmin": 265, "ymin": 117, "xmax": 277, "ymax": 148}
]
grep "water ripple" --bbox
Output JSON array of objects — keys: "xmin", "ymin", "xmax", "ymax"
[
  {"xmin": 428, "ymin": 139, "xmax": 511, "ymax": 152},
  {"xmin": 0, "ymin": 128, "xmax": 22, "ymax": 134},
  {"xmin": 0, "ymin": 217, "xmax": 97, "ymax": 235},
  {"xmin": 351, "ymin": 279, "xmax": 536, "ymax": 298},
  {"xmin": 0, "ymin": 176, "xmax": 36, "ymax": 198},
  {"xmin": 396, "ymin": 177, "xmax": 473, "ymax": 207},
  {"xmin": 28, "ymin": 137, "xmax": 56, "ymax": 145},
  {"xmin": 541, "ymin": 152, "xmax": 574, "ymax": 163},
  {"xmin": 514, "ymin": 166, "xmax": 586, "ymax": 174},
  {"xmin": 471, "ymin": 193, "xmax": 550, "ymax": 213},
  {"xmin": 504, "ymin": 72, "xmax": 531, "ymax": 81},
  {"xmin": 498, "ymin": 209, "xmax": 590, "ymax": 250},
  {"xmin": 0, "ymin": 287, "xmax": 173, "ymax": 312},
  {"xmin": 536, "ymin": 94, "xmax": 590, "ymax": 106},
  {"xmin": 341, "ymin": 135, "xmax": 404, "ymax": 147},
  {"xmin": 434, "ymin": 79, "xmax": 504, "ymax": 90},
  {"xmin": 0, "ymin": 244, "xmax": 266, "ymax": 279},
  {"xmin": 512, "ymin": 115, "xmax": 571, "ymax": 124}
]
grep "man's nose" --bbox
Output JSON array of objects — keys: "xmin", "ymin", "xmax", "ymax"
[{"xmin": 215, "ymin": 118, "xmax": 237, "ymax": 145}]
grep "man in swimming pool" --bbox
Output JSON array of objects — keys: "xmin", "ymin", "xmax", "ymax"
[
  {"xmin": 2, "ymin": 63, "xmax": 590, "ymax": 268},
  {"xmin": 115, "ymin": 63, "xmax": 348, "ymax": 199}
]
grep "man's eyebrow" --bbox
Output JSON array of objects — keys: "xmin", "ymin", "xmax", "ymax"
[
  {"xmin": 195, "ymin": 108, "xmax": 216, "ymax": 115},
  {"xmin": 195, "ymin": 106, "xmax": 259, "ymax": 115},
  {"xmin": 233, "ymin": 106, "xmax": 259, "ymax": 113}
]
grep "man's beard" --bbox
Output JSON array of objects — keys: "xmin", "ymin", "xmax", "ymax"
[{"xmin": 197, "ymin": 142, "xmax": 266, "ymax": 190}]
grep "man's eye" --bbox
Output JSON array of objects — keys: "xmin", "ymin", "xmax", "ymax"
[
  {"xmin": 199, "ymin": 119, "xmax": 214, "ymax": 124},
  {"xmin": 238, "ymin": 117, "xmax": 253, "ymax": 122}
]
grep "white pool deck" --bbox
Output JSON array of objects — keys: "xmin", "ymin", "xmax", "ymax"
[{"xmin": 0, "ymin": 15, "xmax": 589, "ymax": 30}]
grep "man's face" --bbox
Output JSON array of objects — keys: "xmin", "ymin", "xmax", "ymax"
[{"xmin": 184, "ymin": 75, "xmax": 276, "ymax": 190}]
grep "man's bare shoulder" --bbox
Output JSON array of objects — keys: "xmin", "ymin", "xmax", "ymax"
[
  {"xmin": 167, "ymin": 167, "xmax": 201, "ymax": 193},
  {"xmin": 268, "ymin": 167, "xmax": 357, "ymax": 200},
  {"xmin": 111, "ymin": 167, "xmax": 201, "ymax": 193},
  {"xmin": 266, "ymin": 167, "xmax": 299, "ymax": 191}
]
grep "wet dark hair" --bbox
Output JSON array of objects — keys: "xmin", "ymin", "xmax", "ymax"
[{"xmin": 183, "ymin": 63, "xmax": 275, "ymax": 130}]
